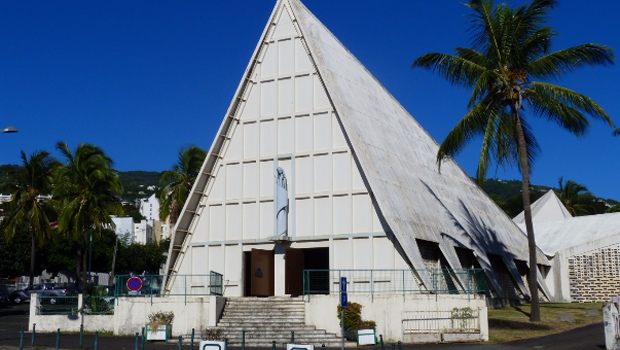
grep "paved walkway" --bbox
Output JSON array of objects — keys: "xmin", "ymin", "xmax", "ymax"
[{"xmin": 0, "ymin": 322, "xmax": 607, "ymax": 350}]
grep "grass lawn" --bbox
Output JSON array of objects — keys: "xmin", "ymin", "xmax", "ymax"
[{"xmin": 487, "ymin": 302, "xmax": 604, "ymax": 343}]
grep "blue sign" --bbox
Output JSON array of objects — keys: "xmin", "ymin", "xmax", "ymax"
[
  {"xmin": 340, "ymin": 277, "xmax": 347, "ymax": 292},
  {"xmin": 341, "ymin": 291, "xmax": 348, "ymax": 307}
]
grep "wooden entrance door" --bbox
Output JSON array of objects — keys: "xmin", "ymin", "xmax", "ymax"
[
  {"xmin": 250, "ymin": 249, "xmax": 274, "ymax": 296},
  {"xmin": 285, "ymin": 248, "xmax": 305, "ymax": 295}
]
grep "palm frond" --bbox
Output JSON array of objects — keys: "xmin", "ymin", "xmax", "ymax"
[
  {"xmin": 529, "ymin": 44, "xmax": 615, "ymax": 80},
  {"xmin": 528, "ymin": 82, "xmax": 614, "ymax": 131},
  {"xmin": 412, "ymin": 53, "xmax": 486, "ymax": 88},
  {"xmin": 437, "ymin": 96, "xmax": 499, "ymax": 170}
]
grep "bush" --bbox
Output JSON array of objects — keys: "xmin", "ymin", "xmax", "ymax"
[
  {"xmin": 337, "ymin": 302, "xmax": 362, "ymax": 330},
  {"xmin": 148, "ymin": 311, "xmax": 174, "ymax": 330},
  {"xmin": 203, "ymin": 328, "xmax": 224, "ymax": 340},
  {"xmin": 358, "ymin": 320, "xmax": 376, "ymax": 329}
]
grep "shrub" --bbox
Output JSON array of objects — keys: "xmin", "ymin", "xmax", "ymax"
[
  {"xmin": 203, "ymin": 328, "xmax": 224, "ymax": 340},
  {"xmin": 358, "ymin": 320, "xmax": 376, "ymax": 329},
  {"xmin": 337, "ymin": 302, "xmax": 362, "ymax": 330},
  {"xmin": 148, "ymin": 311, "xmax": 174, "ymax": 330}
]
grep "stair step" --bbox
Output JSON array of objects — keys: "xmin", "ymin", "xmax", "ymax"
[
  {"xmin": 226, "ymin": 341, "xmax": 357, "ymax": 347},
  {"xmin": 215, "ymin": 296, "xmax": 353, "ymax": 348},
  {"xmin": 220, "ymin": 330, "xmax": 327, "ymax": 336}
]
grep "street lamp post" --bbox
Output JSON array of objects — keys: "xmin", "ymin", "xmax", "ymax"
[{"xmin": 3, "ymin": 126, "xmax": 18, "ymax": 133}]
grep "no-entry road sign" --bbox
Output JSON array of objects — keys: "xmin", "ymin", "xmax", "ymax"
[{"xmin": 127, "ymin": 277, "xmax": 143, "ymax": 291}]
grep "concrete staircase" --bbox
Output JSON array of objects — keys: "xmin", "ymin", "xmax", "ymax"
[{"xmin": 215, "ymin": 296, "xmax": 352, "ymax": 347}]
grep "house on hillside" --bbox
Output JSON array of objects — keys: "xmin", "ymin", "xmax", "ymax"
[{"xmin": 514, "ymin": 191, "xmax": 620, "ymax": 303}]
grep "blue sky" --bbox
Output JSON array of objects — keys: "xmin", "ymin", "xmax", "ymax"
[{"xmin": 1, "ymin": 1, "xmax": 618, "ymax": 200}]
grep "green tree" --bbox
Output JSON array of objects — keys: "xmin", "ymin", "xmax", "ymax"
[
  {"xmin": 413, "ymin": 0, "xmax": 614, "ymax": 321},
  {"xmin": 115, "ymin": 238, "xmax": 170, "ymax": 275},
  {"xmin": 556, "ymin": 177, "xmax": 594, "ymax": 216},
  {"xmin": 3, "ymin": 151, "xmax": 58, "ymax": 285},
  {"xmin": 53, "ymin": 142, "xmax": 124, "ymax": 289},
  {"xmin": 157, "ymin": 146, "xmax": 206, "ymax": 224}
]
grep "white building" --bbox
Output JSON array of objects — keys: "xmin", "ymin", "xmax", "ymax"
[
  {"xmin": 139, "ymin": 194, "xmax": 160, "ymax": 221},
  {"xmin": 515, "ymin": 191, "xmax": 620, "ymax": 303},
  {"xmin": 111, "ymin": 216, "xmax": 135, "ymax": 243},
  {"xmin": 163, "ymin": 0, "xmax": 550, "ymax": 303},
  {"xmin": 134, "ymin": 220, "xmax": 156, "ymax": 244}
]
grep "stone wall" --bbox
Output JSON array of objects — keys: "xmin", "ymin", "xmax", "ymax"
[{"xmin": 569, "ymin": 244, "xmax": 620, "ymax": 302}]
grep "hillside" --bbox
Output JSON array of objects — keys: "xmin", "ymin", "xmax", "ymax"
[
  {"xmin": 483, "ymin": 178, "xmax": 619, "ymax": 218},
  {"xmin": 118, "ymin": 170, "xmax": 160, "ymax": 202},
  {"xmin": 0, "ymin": 165, "xmax": 159, "ymax": 203}
]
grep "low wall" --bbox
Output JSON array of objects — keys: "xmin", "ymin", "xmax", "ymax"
[
  {"xmin": 305, "ymin": 293, "xmax": 488, "ymax": 343},
  {"xmin": 28, "ymin": 295, "xmax": 114, "ymax": 333},
  {"xmin": 29, "ymin": 295, "xmax": 225, "ymax": 336}
]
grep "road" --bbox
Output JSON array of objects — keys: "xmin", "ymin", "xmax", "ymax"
[{"xmin": 0, "ymin": 303, "xmax": 607, "ymax": 349}]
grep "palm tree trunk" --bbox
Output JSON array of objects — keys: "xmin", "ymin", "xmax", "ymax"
[
  {"xmin": 29, "ymin": 227, "xmax": 36, "ymax": 286},
  {"xmin": 82, "ymin": 231, "xmax": 88, "ymax": 290},
  {"xmin": 76, "ymin": 248, "xmax": 81, "ymax": 287},
  {"xmin": 514, "ymin": 108, "xmax": 541, "ymax": 322}
]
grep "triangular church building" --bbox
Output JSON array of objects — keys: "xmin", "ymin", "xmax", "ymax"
[{"xmin": 163, "ymin": 0, "xmax": 550, "ymax": 301}]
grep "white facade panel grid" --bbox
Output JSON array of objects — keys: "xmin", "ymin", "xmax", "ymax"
[
  {"xmin": 333, "ymin": 195, "xmax": 352, "ymax": 234},
  {"xmin": 226, "ymin": 204, "xmax": 242, "ymax": 241},
  {"xmin": 209, "ymin": 205, "xmax": 225, "ymax": 242},
  {"xmin": 353, "ymin": 237, "xmax": 373, "ymax": 270},
  {"xmin": 259, "ymin": 119, "xmax": 277, "ymax": 157},
  {"xmin": 241, "ymin": 83, "xmax": 260, "ymax": 120},
  {"xmin": 278, "ymin": 78, "xmax": 294, "ymax": 116},
  {"xmin": 259, "ymin": 160, "xmax": 275, "ymax": 198},
  {"xmin": 314, "ymin": 196, "xmax": 332, "ymax": 236},
  {"xmin": 278, "ymin": 38, "xmax": 295, "ymax": 76},
  {"xmin": 260, "ymin": 42, "xmax": 278, "ymax": 79},
  {"xmin": 260, "ymin": 80, "xmax": 277, "ymax": 117},
  {"xmin": 352, "ymin": 193, "xmax": 373, "ymax": 234},
  {"xmin": 208, "ymin": 245, "xmax": 224, "ymax": 279},
  {"xmin": 243, "ymin": 161, "xmax": 259, "ymax": 199},
  {"xmin": 294, "ymin": 74, "xmax": 312, "ymax": 113},
  {"xmin": 295, "ymin": 198, "xmax": 314, "ymax": 237},
  {"xmin": 333, "ymin": 151, "xmax": 351, "ymax": 192},
  {"xmin": 295, "ymin": 114, "xmax": 312, "ymax": 154},
  {"xmin": 243, "ymin": 202, "xmax": 260, "ymax": 240},
  {"xmin": 243, "ymin": 122, "xmax": 259, "ymax": 159},
  {"xmin": 277, "ymin": 117, "xmax": 295, "ymax": 154},
  {"xmin": 208, "ymin": 166, "xmax": 226, "ymax": 202},
  {"xmin": 260, "ymin": 201, "xmax": 274, "ymax": 239},
  {"xmin": 294, "ymin": 37, "xmax": 312, "ymax": 73},
  {"xmin": 225, "ymin": 163, "xmax": 242, "ymax": 201},
  {"xmin": 294, "ymin": 155, "xmax": 312, "ymax": 195},
  {"xmin": 333, "ymin": 239, "xmax": 352, "ymax": 269},
  {"xmin": 313, "ymin": 112, "xmax": 331, "ymax": 151}
]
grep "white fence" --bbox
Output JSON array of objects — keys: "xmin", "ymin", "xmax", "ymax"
[{"xmin": 402, "ymin": 309, "xmax": 480, "ymax": 334}]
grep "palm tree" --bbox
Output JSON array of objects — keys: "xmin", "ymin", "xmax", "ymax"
[
  {"xmin": 3, "ymin": 150, "xmax": 58, "ymax": 285},
  {"xmin": 556, "ymin": 177, "xmax": 594, "ymax": 216},
  {"xmin": 413, "ymin": 0, "xmax": 614, "ymax": 321},
  {"xmin": 53, "ymin": 142, "xmax": 123, "ymax": 289},
  {"xmin": 157, "ymin": 146, "xmax": 206, "ymax": 225}
]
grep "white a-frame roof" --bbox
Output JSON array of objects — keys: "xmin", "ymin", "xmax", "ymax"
[
  {"xmin": 164, "ymin": 0, "xmax": 550, "ymax": 295},
  {"xmin": 513, "ymin": 189, "xmax": 572, "ymax": 224}
]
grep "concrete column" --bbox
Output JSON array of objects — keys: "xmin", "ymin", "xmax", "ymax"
[
  {"xmin": 29, "ymin": 294, "xmax": 39, "ymax": 331},
  {"xmin": 479, "ymin": 307, "xmax": 489, "ymax": 341},
  {"xmin": 274, "ymin": 244, "xmax": 286, "ymax": 295}
]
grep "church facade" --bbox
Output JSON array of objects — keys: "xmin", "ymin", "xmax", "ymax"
[{"xmin": 163, "ymin": 0, "xmax": 551, "ymax": 303}]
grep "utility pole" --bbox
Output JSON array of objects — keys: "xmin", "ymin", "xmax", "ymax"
[{"xmin": 110, "ymin": 236, "xmax": 119, "ymax": 283}]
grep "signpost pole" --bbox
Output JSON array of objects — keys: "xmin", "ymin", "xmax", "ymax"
[{"xmin": 340, "ymin": 277, "xmax": 347, "ymax": 350}]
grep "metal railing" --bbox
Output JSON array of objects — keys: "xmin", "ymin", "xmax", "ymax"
[
  {"xmin": 303, "ymin": 269, "xmax": 485, "ymax": 300},
  {"xmin": 36, "ymin": 295, "xmax": 79, "ymax": 315},
  {"xmin": 402, "ymin": 308, "xmax": 480, "ymax": 334},
  {"xmin": 115, "ymin": 271, "xmax": 224, "ymax": 299}
]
